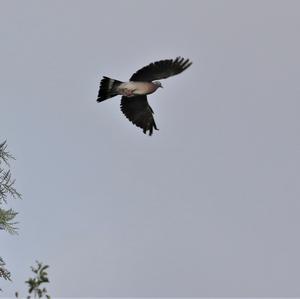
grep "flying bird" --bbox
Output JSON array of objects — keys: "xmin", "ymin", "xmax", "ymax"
[{"xmin": 97, "ymin": 57, "xmax": 192, "ymax": 135}]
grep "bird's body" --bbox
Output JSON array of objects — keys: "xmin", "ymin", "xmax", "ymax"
[
  {"xmin": 117, "ymin": 81, "xmax": 160, "ymax": 97},
  {"xmin": 97, "ymin": 57, "xmax": 192, "ymax": 135}
]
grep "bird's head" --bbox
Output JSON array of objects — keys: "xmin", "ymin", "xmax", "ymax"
[{"xmin": 153, "ymin": 81, "xmax": 163, "ymax": 88}]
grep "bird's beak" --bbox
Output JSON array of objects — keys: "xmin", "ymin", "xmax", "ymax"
[{"xmin": 161, "ymin": 85, "xmax": 164, "ymax": 88}]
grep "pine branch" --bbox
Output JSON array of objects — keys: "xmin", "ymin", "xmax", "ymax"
[
  {"xmin": 20, "ymin": 261, "xmax": 51, "ymax": 299},
  {"xmin": 0, "ymin": 141, "xmax": 14, "ymax": 166},
  {"xmin": 0, "ymin": 208, "xmax": 18, "ymax": 234},
  {"xmin": 0, "ymin": 140, "xmax": 21, "ymax": 288},
  {"xmin": 0, "ymin": 257, "xmax": 11, "ymax": 282},
  {"xmin": 0, "ymin": 169, "xmax": 21, "ymax": 204}
]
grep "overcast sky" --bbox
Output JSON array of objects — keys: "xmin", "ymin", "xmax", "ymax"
[{"xmin": 1, "ymin": 0, "xmax": 300, "ymax": 297}]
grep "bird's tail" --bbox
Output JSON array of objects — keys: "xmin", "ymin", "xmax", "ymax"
[{"xmin": 97, "ymin": 76, "xmax": 123, "ymax": 102}]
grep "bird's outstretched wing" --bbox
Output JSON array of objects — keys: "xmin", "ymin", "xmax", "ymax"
[
  {"xmin": 130, "ymin": 57, "xmax": 192, "ymax": 82},
  {"xmin": 120, "ymin": 95, "xmax": 158, "ymax": 136}
]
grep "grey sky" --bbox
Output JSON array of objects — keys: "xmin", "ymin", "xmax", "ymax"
[{"xmin": 1, "ymin": 0, "xmax": 300, "ymax": 297}]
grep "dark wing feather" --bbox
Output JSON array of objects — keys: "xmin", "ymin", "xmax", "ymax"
[
  {"xmin": 120, "ymin": 96, "xmax": 158, "ymax": 136},
  {"xmin": 130, "ymin": 57, "xmax": 192, "ymax": 82}
]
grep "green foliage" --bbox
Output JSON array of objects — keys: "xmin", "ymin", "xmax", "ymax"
[
  {"xmin": 0, "ymin": 208, "xmax": 18, "ymax": 234},
  {"xmin": 0, "ymin": 141, "xmax": 22, "ymax": 206},
  {"xmin": 0, "ymin": 144, "xmax": 51, "ymax": 297},
  {"xmin": 0, "ymin": 257, "xmax": 11, "ymax": 281},
  {"xmin": 15, "ymin": 261, "xmax": 51, "ymax": 299},
  {"xmin": 0, "ymin": 141, "xmax": 13, "ymax": 165},
  {"xmin": 0, "ymin": 140, "xmax": 21, "ymax": 289}
]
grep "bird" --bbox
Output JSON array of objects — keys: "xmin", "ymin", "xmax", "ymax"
[{"xmin": 97, "ymin": 57, "xmax": 192, "ymax": 136}]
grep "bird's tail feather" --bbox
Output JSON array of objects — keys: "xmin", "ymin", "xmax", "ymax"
[{"xmin": 97, "ymin": 77, "xmax": 123, "ymax": 102}]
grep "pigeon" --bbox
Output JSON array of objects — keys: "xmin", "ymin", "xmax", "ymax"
[{"xmin": 97, "ymin": 57, "xmax": 192, "ymax": 136}]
